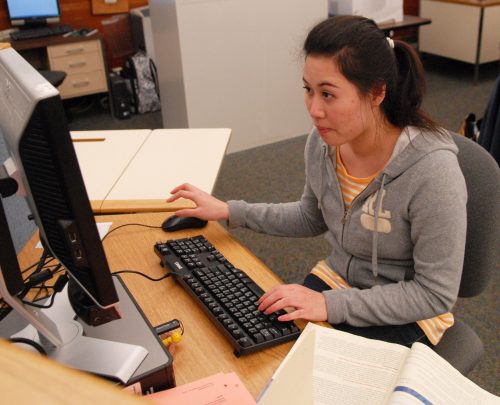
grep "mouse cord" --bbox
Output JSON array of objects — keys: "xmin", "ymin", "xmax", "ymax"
[
  {"xmin": 112, "ymin": 270, "xmax": 172, "ymax": 282},
  {"xmin": 101, "ymin": 223, "xmax": 162, "ymax": 241}
]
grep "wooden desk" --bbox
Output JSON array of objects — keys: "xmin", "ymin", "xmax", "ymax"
[
  {"xmin": 0, "ymin": 340, "xmax": 148, "ymax": 404},
  {"xmin": 11, "ymin": 212, "xmax": 301, "ymax": 399},
  {"xmin": 72, "ymin": 128, "xmax": 231, "ymax": 214}
]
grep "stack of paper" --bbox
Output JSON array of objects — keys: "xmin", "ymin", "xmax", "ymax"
[{"xmin": 147, "ymin": 372, "xmax": 256, "ymax": 404}]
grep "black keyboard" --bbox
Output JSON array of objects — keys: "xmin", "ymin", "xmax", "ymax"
[
  {"xmin": 154, "ymin": 235, "xmax": 301, "ymax": 356},
  {"xmin": 10, "ymin": 25, "xmax": 72, "ymax": 41}
]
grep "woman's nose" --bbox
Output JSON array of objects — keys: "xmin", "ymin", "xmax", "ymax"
[{"xmin": 307, "ymin": 97, "xmax": 325, "ymax": 119}]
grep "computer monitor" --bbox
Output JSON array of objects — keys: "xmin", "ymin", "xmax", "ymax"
[
  {"xmin": 6, "ymin": 0, "xmax": 61, "ymax": 27},
  {"xmin": 0, "ymin": 47, "xmax": 147, "ymax": 381}
]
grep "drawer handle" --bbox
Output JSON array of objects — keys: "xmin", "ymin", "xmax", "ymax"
[
  {"xmin": 65, "ymin": 47, "xmax": 85, "ymax": 55},
  {"xmin": 72, "ymin": 80, "xmax": 90, "ymax": 88},
  {"xmin": 69, "ymin": 61, "xmax": 87, "ymax": 68}
]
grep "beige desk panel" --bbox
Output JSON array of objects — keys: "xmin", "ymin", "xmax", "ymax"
[
  {"xmin": 105, "ymin": 128, "xmax": 231, "ymax": 208},
  {"xmin": 72, "ymin": 130, "xmax": 152, "ymax": 209}
]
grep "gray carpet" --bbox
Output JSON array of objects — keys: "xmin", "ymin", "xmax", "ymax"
[{"xmin": 3, "ymin": 54, "xmax": 498, "ymax": 395}]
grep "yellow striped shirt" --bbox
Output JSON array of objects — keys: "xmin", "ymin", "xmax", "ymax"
[
  {"xmin": 314, "ymin": 148, "xmax": 454, "ymax": 345},
  {"xmin": 335, "ymin": 147, "xmax": 377, "ymax": 209}
]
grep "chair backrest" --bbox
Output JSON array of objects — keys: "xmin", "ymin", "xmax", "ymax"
[{"xmin": 451, "ymin": 133, "xmax": 500, "ymax": 297}]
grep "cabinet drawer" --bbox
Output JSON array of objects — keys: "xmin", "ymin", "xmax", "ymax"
[
  {"xmin": 58, "ymin": 71, "xmax": 108, "ymax": 99},
  {"xmin": 50, "ymin": 51, "xmax": 104, "ymax": 74},
  {"xmin": 47, "ymin": 40, "xmax": 101, "ymax": 58}
]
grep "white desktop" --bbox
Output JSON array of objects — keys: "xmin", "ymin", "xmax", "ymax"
[{"xmin": 328, "ymin": 0, "xmax": 403, "ymax": 23}]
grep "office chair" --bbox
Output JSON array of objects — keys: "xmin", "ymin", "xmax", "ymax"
[
  {"xmin": 433, "ymin": 133, "xmax": 500, "ymax": 375},
  {"xmin": 39, "ymin": 69, "xmax": 67, "ymax": 88}
]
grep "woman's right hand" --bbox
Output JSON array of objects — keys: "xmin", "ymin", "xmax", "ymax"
[{"xmin": 167, "ymin": 183, "xmax": 229, "ymax": 221}]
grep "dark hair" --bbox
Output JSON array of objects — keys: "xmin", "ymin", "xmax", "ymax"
[{"xmin": 304, "ymin": 15, "xmax": 438, "ymax": 131}]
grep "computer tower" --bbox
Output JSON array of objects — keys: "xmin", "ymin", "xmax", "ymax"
[
  {"xmin": 108, "ymin": 72, "xmax": 133, "ymax": 119},
  {"xmin": 130, "ymin": 6, "xmax": 156, "ymax": 62}
]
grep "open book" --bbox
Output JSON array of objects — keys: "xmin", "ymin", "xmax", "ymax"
[{"xmin": 258, "ymin": 323, "xmax": 499, "ymax": 405}]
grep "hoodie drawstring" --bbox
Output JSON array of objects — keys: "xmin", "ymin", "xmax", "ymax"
[
  {"xmin": 318, "ymin": 145, "xmax": 330, "ymax": 209},
  {"xmin": 371, "ymin": 173, "xmax": 387, "ymax": 278}
]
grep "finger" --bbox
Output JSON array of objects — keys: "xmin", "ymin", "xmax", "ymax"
[
  {"xmin": 173, "ymin": 209, "xmax": 199, "ymax": 217},
  {"xmin": 257, "ymin": 288, "xmax": 283, "ymax": 311},
  {"xmin": 166, "ymin": 189, "xmax": 196, "ymax": 203},
  {"xmin": 258, "ymin": 284, "xmax": 285, "ymax": 304},
  {"xmin": 170, "ymin": 182, "xmax": 199, "ymax": 194},
  {"xmin": 262, "ymin": 299, "xmax": 288, "ymax": 315},
  {"xmin": 277, "ymin": 309, "xmax": 303, "ymax": 322},
  {"xmin": 169, "ymin": 183, "xmax": 190, "ymax": 194},
  {"xmin": 260, "ymin": 290, "xmax": 293, "ymax": 314}
]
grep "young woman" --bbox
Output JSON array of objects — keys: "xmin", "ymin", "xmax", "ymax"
[{"xmin": 167, "ymin": 16, "xmax": 467, "ymax": 347}]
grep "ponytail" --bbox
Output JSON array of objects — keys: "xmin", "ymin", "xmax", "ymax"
[{"xmin": 384, "ymin": 40, "xmax": 437, "ymax": 131}]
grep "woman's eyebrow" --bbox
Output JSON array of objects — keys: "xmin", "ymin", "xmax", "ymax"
[
  {"xmin": 318, "ymin": 81, "xmax": 339, "ymax": 88},
  {"xmin": 302, "ymin": 77, "xmax": 338, "ymax": 88}
]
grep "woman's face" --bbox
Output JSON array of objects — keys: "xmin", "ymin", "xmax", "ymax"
[{"xmin": 303, "ymin": 55, "xmax": 378, "ymax": 147}]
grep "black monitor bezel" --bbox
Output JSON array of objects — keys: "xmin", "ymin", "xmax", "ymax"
[{"xmin": 0, "ymin": 47, "xmax": 120, "ymax": 325}]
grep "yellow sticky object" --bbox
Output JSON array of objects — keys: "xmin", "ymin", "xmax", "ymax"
[{"xmin": 162, "ymin": 331, "xmax": 182, "ymax": 346}]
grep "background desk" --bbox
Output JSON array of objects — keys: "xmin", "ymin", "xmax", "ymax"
[
  {"xmin": 13, "ymin": 212, "xmax": 305, "ymax": 399},
  {"xmin": 419, "ymin": 0, "xmax": 500, "ymax": 83},
  {"xmin": 378, "ymin": 14, "xmax": 432, "ymax": 48},
  {"xmin": 10, "ymin": 34, "xmax": 109, "ymax": 100},
  {"xmin": 72, "ymin": 128, "xmax": 231, "ymax": 214}
]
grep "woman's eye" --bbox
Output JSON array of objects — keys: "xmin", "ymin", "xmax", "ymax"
[
  {"xmin": 322, "ymin": 92, "xmax": 333, "ymax": 99},
  {"xmin": 303, "ymin": 86, "xmax": 312, "ymax": 94}
]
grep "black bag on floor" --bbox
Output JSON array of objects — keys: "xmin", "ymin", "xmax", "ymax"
[{"xmin": 122, "ymin": 51, "xmax": 161, "ymax": 114}]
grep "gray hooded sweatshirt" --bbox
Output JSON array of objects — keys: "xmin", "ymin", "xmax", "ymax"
[{"xmin": 227, "ymin": 126, "xmax": 467, "ymax": 327}]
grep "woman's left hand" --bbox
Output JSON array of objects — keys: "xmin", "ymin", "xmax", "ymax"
[{"xmin": 258, "ymin": 284, "xmax": 328, "ymax": 322}]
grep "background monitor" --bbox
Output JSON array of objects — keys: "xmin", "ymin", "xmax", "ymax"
[{"xmin": 6, "ymin": 0, "xmax": 61, "ymax": 27}]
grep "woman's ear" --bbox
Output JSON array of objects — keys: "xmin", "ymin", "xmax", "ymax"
[{"xmin": 370, "ymin": 81, "xmax": 387, "ymax": 107}]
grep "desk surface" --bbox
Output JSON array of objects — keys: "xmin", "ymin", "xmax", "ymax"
[
  {"xmin": 12, "ymin": 212, "xmax": 304, "ymax": 399},
  {"xmin": 9, "ymin": 32, "xmax": 104, "ymax": 52},
  {"xmin": 0, "ymin": 340, "xmax": 148, "ymax": 404},
  {"xmin": 72, "ymin": 129, "xmax": 151, "ymax": 212},
  {"xmin": 72, "ymin": 128, "xmax": 231, "ymax": 214}
]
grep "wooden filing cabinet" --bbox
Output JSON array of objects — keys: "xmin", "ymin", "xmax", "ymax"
[{"xmin": 47, "ymin": 39, "xmax": 108, "ymax": 99}]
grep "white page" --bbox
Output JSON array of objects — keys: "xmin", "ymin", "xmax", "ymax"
[
  {"xmin": 389, "ymin": 342, "xmax": 500, "ymax": 405},
  {"xmin": 258, "ymin": 322, "xmax": 315, "ymax": 405},
  {"xmin": 312, "ymin": 325, "xmax": 410, "ymax": 405}
]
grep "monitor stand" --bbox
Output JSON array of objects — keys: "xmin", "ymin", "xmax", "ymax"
[
  {"xmin": 10, "ymin": 281, "xmax": 148, "ymax": 384},
  {"xmin": 2, "ymin": 276, "xmax": 174, "ymax": 391}
]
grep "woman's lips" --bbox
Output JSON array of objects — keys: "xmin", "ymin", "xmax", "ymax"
[{"xmin": 316, "ymin": 125, "xmax": 330, "ymax": 135}]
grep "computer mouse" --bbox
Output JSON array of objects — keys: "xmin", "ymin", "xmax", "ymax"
[{"xmin": 161, "ymin": 215, "xmax": 208, "ymax": 232}]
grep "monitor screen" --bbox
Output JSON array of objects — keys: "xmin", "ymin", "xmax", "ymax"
[
  {"xmin": 6, "ymin": 0, "xmax": 61, "ymax": 25},
  {"xmin": 0, "ymin": 47, "xmax": 120, "ymax": 327}
]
